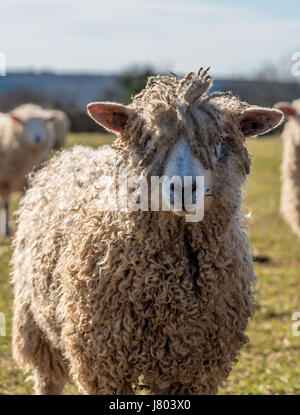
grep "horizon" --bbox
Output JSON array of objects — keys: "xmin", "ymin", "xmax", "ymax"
[
  {"xmin": 3, "ymin": 69, "xmax": 300, "ymax": 84},
  {"xmin": 0, "ymin": 0, "xmax": 299, "ymax": 79}
]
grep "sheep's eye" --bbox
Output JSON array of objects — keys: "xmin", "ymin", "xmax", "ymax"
[
  {"xmin": 216, "ymin": 144, "xmax": 230, "ymax": 160},
  {"xmin": 135, "ymin": 145, "xmax": 145, "ymax": 154},
  {"xmin": 144, "ymin": 136, "xmax": 152, "ymax": 150},
  {"xmin": 135, "ymin": 137, "xmax": 152, "ymax": 154},
  {"xmin": 215, "ymin": 143, "xmax": 223, "ymax": 160}
]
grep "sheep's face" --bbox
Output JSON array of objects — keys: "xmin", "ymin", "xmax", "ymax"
[
  {"xmin": 88, "ymin": 70, "xmax": 283, "ymax": 221},
  {"xmin": 10, "ymin": 114, "xmax": 55, "ymax": 148},
  {"xmin": 139, "ymin": 105, "xmax": 282, "ymax": 219},
  {"xmin": 161, "ymin": 137, "xmax": 221, "ymax": 217}
]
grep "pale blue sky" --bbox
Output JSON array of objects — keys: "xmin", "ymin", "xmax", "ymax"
[{"xmin": 0, "ymin": 0, "xmax": 299, "ymax": 77}]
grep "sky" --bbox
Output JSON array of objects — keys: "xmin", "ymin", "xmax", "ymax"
[{"xmin": 0, "ymin": 0, "xmax": 299, "ymax": 77}]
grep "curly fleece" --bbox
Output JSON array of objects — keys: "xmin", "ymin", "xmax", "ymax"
[{"xmin": 12, "ymin": 70, "xmax": 257, "ymax": 395}]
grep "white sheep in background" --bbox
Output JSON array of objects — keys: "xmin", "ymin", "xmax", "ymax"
[
  {"xmin": 13, "ymin": 103, "xmax": 70, "ymax": 151},
  {"xmin": 0, "ymin": 107, "xmax": 55, "ymax": 236},
  {"xmin": 47, "ymin": 109, "xmax": 70, "ymax": 151},
  {"xmin": 274, "ymin": 100, "xmax": 300, "ymax": 238}
]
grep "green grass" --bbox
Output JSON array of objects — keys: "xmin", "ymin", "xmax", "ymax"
[
  {"xmin": 0, "ymin": 133, "xmax": 299, "ymax": 395},
  {"xmin": 66, "ymin": 132, "xmax": 114, "ymax": 149}
]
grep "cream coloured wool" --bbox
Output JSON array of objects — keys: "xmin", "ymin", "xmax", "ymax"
[{"xmin": 12, "ymin": 69, "xmax": 283, "ymax": 394}]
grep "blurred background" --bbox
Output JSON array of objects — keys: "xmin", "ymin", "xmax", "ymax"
[
  {"xmin": 0, "ymin": 0, "xmax": 300, "ymax": 131},
  {"xmin": 0, "ymin": 0, "xmax": 300, "ymax": 395}
]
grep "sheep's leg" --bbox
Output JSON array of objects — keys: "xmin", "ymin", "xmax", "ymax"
[
  {"xmin": 0, "ymin": 200, "xmax": 9, "ymax": 236},
  {"xmin": 32, "ymin": 369, "xmax": 66, "ymax": 395},
  {"xmin": 119, "ymin": 383, "xmax": 135, "ymax": 395},
  {"xmin": 76, "ymin": 374, "xmax": 134, "ymax": 395},
  {"xmin": 66, "ymin": 354, "xmax": 134, "ymax": 394},
  {"xmin": 12, "ymin": 304, "xmax": 68, "ymax": 395},
  {"xmin": 152, "ymin": 380, "xmax": 216, "ymax": 395}
]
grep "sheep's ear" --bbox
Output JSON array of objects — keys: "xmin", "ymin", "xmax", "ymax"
[
  {"xmin": 238, "ymin": 108, "xmax": 283, "ymax": 138},
  {"xmin": 10, "ymin": 113, "xmax": 22, "ymax": 123},
  {"xmin": 274, "ymin": 102, "xmax": 297, "ymax": 117},
  {"xmin": 87, "ymin": 102, "xmax": 131, "ymax": 133}
]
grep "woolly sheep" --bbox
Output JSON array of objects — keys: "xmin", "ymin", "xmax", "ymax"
[
  {"xmin": 11, "ymin": 69, "xmax": 283, "ymax": 394},
  {"xmin": 13, "ymin": 104, "xmax": 70, "ymax": 151},
  {"xmin": 48, "ymin": 109, "xmax": 70, "ymax": 151},
  {"xmin": 0, "ymin": 106, "xmax": 55, "ymax": 236},
  {"xmin": 274, "ymin": 100, "xmax": 300, "ymax": 238}
]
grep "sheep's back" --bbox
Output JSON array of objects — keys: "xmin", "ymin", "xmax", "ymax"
[
  {"xmin": 12, "ymin": 144, "xmax": 116, "ymax": 344},
  {"xmin": 280, "ymin": 118, "xmax": 300, "ymax": 237},
  {"xmin": 15, "ymin": 144, "xmax": 115, "ymax": 227}
]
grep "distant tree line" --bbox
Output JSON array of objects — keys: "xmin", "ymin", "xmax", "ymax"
[
  {"xmin": 0, "ymin": 66, "xmax": 156, "ymax": 133},
  {"xmin": 0, "ymin": 61, "xmax": 299, "ymax": 133}
]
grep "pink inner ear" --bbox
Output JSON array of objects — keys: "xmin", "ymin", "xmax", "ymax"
[
  {"xmin": 10, "ymin": 114, "xmax": 21, "ymax": 123},
  {"xmin": 275, "ymin": 105, "xmax": 296, "ymax": 117},
  {"xmin": 88, "ymin": 103, "xmax": 129, "ymax": 133},
  {"xmin": 239, "ymin": 108, "xmax": 283, "ymax": 137}
]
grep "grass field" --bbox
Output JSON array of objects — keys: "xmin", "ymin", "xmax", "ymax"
[{"xmin": 0, "ymin": 133, "xmax": 299, "ymax": 395}]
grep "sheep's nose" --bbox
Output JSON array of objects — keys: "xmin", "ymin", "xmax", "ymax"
[{"xmin": 170, "ymin": 181, "xmax": 197, "ymax": 209}]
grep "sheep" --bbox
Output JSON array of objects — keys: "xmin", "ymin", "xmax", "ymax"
[
  {"xmin": 47, "ymin": 109, "xmax": 70, "ymax": 151},
  {"xmin": 13, "ymin": 104, "xmax": 70, "ymax": 151},
  {"xmin": 274, "ymin": 100, "xmax": 300, "ymax": 238},
  {"xmin": 0, "ymin": 107, "xmax": 55, "ymax": 236},
  {"xmin": 11, "ymin": 69, "xmax": 283, "ymax": 395}
]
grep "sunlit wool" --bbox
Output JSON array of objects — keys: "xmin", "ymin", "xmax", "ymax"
[{"xmin": 11, "ymin": 69, "xmax": 282, "ymax": 394}]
